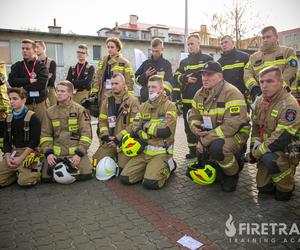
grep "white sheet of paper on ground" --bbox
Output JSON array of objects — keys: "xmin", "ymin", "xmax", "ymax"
[{"xmin": 177, "ymin": 235, "xmax": 203, "ymax": 250}]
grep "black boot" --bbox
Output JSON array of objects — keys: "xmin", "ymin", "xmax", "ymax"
[
  {"xmin": 221, "ymin": 174, "xmax": 239, "ymax": 192},
  {"xmin": 275, "ymin": 190, "xmax": 292, "ymax": 201},
  {"xmin": 258, "ymin": 183, "xmax": 275, "ymax": 194},
  {"xmin": 186, "ymin": 147, "xmax": 197, "ymax": 159}
]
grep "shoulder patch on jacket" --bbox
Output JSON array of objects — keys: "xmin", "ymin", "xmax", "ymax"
[
  {"xmin": 290, "ymin": 59, "xmax": 298, "ymax": 67},
  {"xmin": 285, "ymin": 109, "xmax": 297, "ymax": 121}
]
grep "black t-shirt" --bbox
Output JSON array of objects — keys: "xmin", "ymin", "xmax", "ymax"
[{"xmin": 3, "ymin": 112, "xmax": 41, "ymax": 153}]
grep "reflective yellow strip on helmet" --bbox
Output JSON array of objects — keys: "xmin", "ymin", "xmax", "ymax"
[
  {"xmin": 182, "ymin": 98, "xmax": 193, "ymax": 104},
  {"xmin": 222, "ymin": 62, "xmax": 245, "ymax": 71},
  {"xmin": 99, "ymin": 113, "xmax": 108, "ymax": 120},
  {"xmin": 69, "ymin": 146, "xmax": 77, "ymax": 155},
  {"xmin": 275, "ymin": 124, "xmax": 297, "ymax": 135},
  {"xmin": 245, "ymin": 78, "xmax": 257, "ymax": 89},
  {"xmin": 272, "ymin": 168, "xmax": 292, "ymax": 183},
  {"xmin": 53, "ymin": 145, "xmax": 61, "ymax": 156},
  {"xmin": 258, "ymin": 143, "xmax": 269, "ymax": 155},
  {"xmin": 52, "ymin": 121, "xmax": 60, "ymax": 127},
  {"xmin": 218, "ymin": 156, "xmax": 235, "ymax": 168},
  {"xmin": 271, "ymin": 109, "xmax": 279, "ymax": 118},
  {"xmin": 100, "ymin": 126, "xmax": 108, "ymax": 133},
  {"xmin": 40, "ymin": 136, "xmax": 53, "ymax": 144},
  {"xmin": 80, "ymin": 136, "xmax": 92, "ymax": 144},
  {"xmin": 215, "ymin": 127, "xmax": 225, "ymax": 138},
  {"xmin": 225, "ymin": 100, "xmax": 246, "ymax": 109},
  {"xmin": 184, "ymin": 63, "xmax": 205, "ymax": 71}
]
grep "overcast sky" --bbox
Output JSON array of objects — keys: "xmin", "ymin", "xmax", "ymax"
[{"xmin": 1, "ymin": 0, "xmax": 299, "ymax": 36}]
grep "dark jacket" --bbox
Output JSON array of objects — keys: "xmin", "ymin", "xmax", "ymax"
[
  {"xmin": 218, "ymin": 48, "xmax": 249, "ymax": 94},
  {"xmin": 8, "ymin": 59, "xmax": 49, "ymax": 104}
]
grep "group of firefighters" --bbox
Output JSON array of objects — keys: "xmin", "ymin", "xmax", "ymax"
[{"xmin": 0, "ymin": 25, "xmax": 299, "ymax": 201}]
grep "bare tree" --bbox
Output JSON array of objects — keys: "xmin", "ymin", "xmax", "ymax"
[{"xmin": 211, "ymin": 0, "xmax": 262, "ymax": 48}]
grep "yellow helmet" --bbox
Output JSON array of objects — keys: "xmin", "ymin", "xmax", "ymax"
[
  {"xmin": 188, "ymin": 162, "xmax": 216, "ymax": 186},
  {"xmin": 22, "ymin": 151, "xmax": 41, "ymax": 169},
  {"xmin": 121, "ymin": 133, "xmax": 144, "ymax": 157}
]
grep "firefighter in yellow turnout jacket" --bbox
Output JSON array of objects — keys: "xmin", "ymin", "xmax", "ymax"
[
  {"xmin": 249, "ymin": 66, "xmax": 300, "ymax": 201},
  {"xmin": 92, "ymin": 37, "xmax": 134, "ymax": 107},
  {"xmin": 188, "ymin": 62, "xmax": 250, "ymax": 192},
  {"xmin": 40, "ymin": 81, "xmax": 93, "ymax": 182},
  {"xmin": 120, "ymin": 75, "xmax": 177, "ymax": 189},
  {"xmin": 244, "ymin": 26, "xmax": 298, "ymax": 104},
  {"xmin": 93, "ymin": 73, "xmax": 140, "ymax": 169},
  {"xmin": 0, "ymin": 61, "xmax": 10, "ymax": 149}
]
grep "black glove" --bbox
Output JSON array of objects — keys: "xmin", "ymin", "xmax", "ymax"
[
  {"xmin": 100, "ymin": 135, "xmax": 110, "ymax": 143},
  {"xmin": 250, "ymin": 85, "xmax": 262, "ymax": 100}
]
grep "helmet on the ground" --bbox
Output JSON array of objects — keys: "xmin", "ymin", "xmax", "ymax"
[
  {"xmin": 95, "ymin": 157, "xmax": 119, "ymax": 181},
  {"xmin": 53, "ymin": 158, "xmax": 78, "ymax": 184},
  {"xmin": 22, "ymin": 151, "xmax": 40, "ymax": 168},
  {"xmin": 187, "ymin": 161, "xmax": 216, "ymax": 185},
  {"xmin": 120, "ymin": 133, "xmax": 144, "ymax": 157}
]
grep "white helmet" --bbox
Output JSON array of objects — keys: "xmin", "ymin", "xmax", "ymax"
[
  {"xmin": 53, "ymin": 159, "xmax": 78, "ymax": 184},
  {"xmin": 95, "ymin": 157, "xmax": 119, "ymax": 181}
]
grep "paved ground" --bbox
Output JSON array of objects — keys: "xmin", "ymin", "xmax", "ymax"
[{"xmin": 0, "ymin": 117, "xmax": 299, "ymax": 250}]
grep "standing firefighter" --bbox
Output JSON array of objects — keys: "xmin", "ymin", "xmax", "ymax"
[
  {"xmin": 174, "ymin": 34, "xmax": 213, "ymax": 159},
  {"xmin": 248, "ymin": 66, "xmax": 300, "ymax": 201},
  {"xmin": 218, "ymin": 35, "xmax": 249, "ymax": 95},
  {"xmin": 8, "ymin": 39, "xmax": 49, "ymax": 122},
  {"xmin": 135, "ymin": 38, "xmax": 176, "ymax": 102},
  {"xmin": 188, "ymin": 61, "xmax": 250, "ymax": 192},
  {"xmin": 244, "ymin": 26, "xmax": 298, "ymax": 106},
  {"xmin": 92, "ymin": 37, "xmax": 134, "ymax": 108},
  {"xmin": 40, "ymin": 81, "xmax": 93, "ymax": 183},
  {"xmin": 66, "ymin": 44, "xmax": 95, "ymax": 104},
  {"xmin": 35, "ymin": 40, "xmax": 57, "ymax": 106},
  {"xmin": 120, "ymin": 75, "xmax": 177, "ymax": 189}
]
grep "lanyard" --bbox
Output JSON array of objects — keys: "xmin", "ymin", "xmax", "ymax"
[
  {"xmin": 76, "ymin": 63, "xmax": 85, "ymax": 79},
  {"xmin": 23, "ymin": 60, "xmax": 36, "ymax": 79}
]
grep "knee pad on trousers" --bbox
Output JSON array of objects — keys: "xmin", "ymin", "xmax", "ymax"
[
  {"xmin": 208, "ymin": 139, "xmax": 225, "ymax": 161},
  {"xmin": 261, "ymin": 153, "xmax": 280, "ymax": 174},
  {"xmin": 142, "ymin": 179, "xmax": 159, "ymax": 190},
  {"xmin": 119, "ymin": 175, "xmax": 131, "ymax": 185}
]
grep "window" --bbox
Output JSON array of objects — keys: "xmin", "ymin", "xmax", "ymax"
[
  {"xmin": 93, "ymin": 45, "xmax": 101, "ymax": 60},
  {"xmin": 0, "ymin": 41, "xmax": 11, "ymax": 64},
  {"xmin": 45, "ymin": 43, "xmax": 64, "ymax": 66}
]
